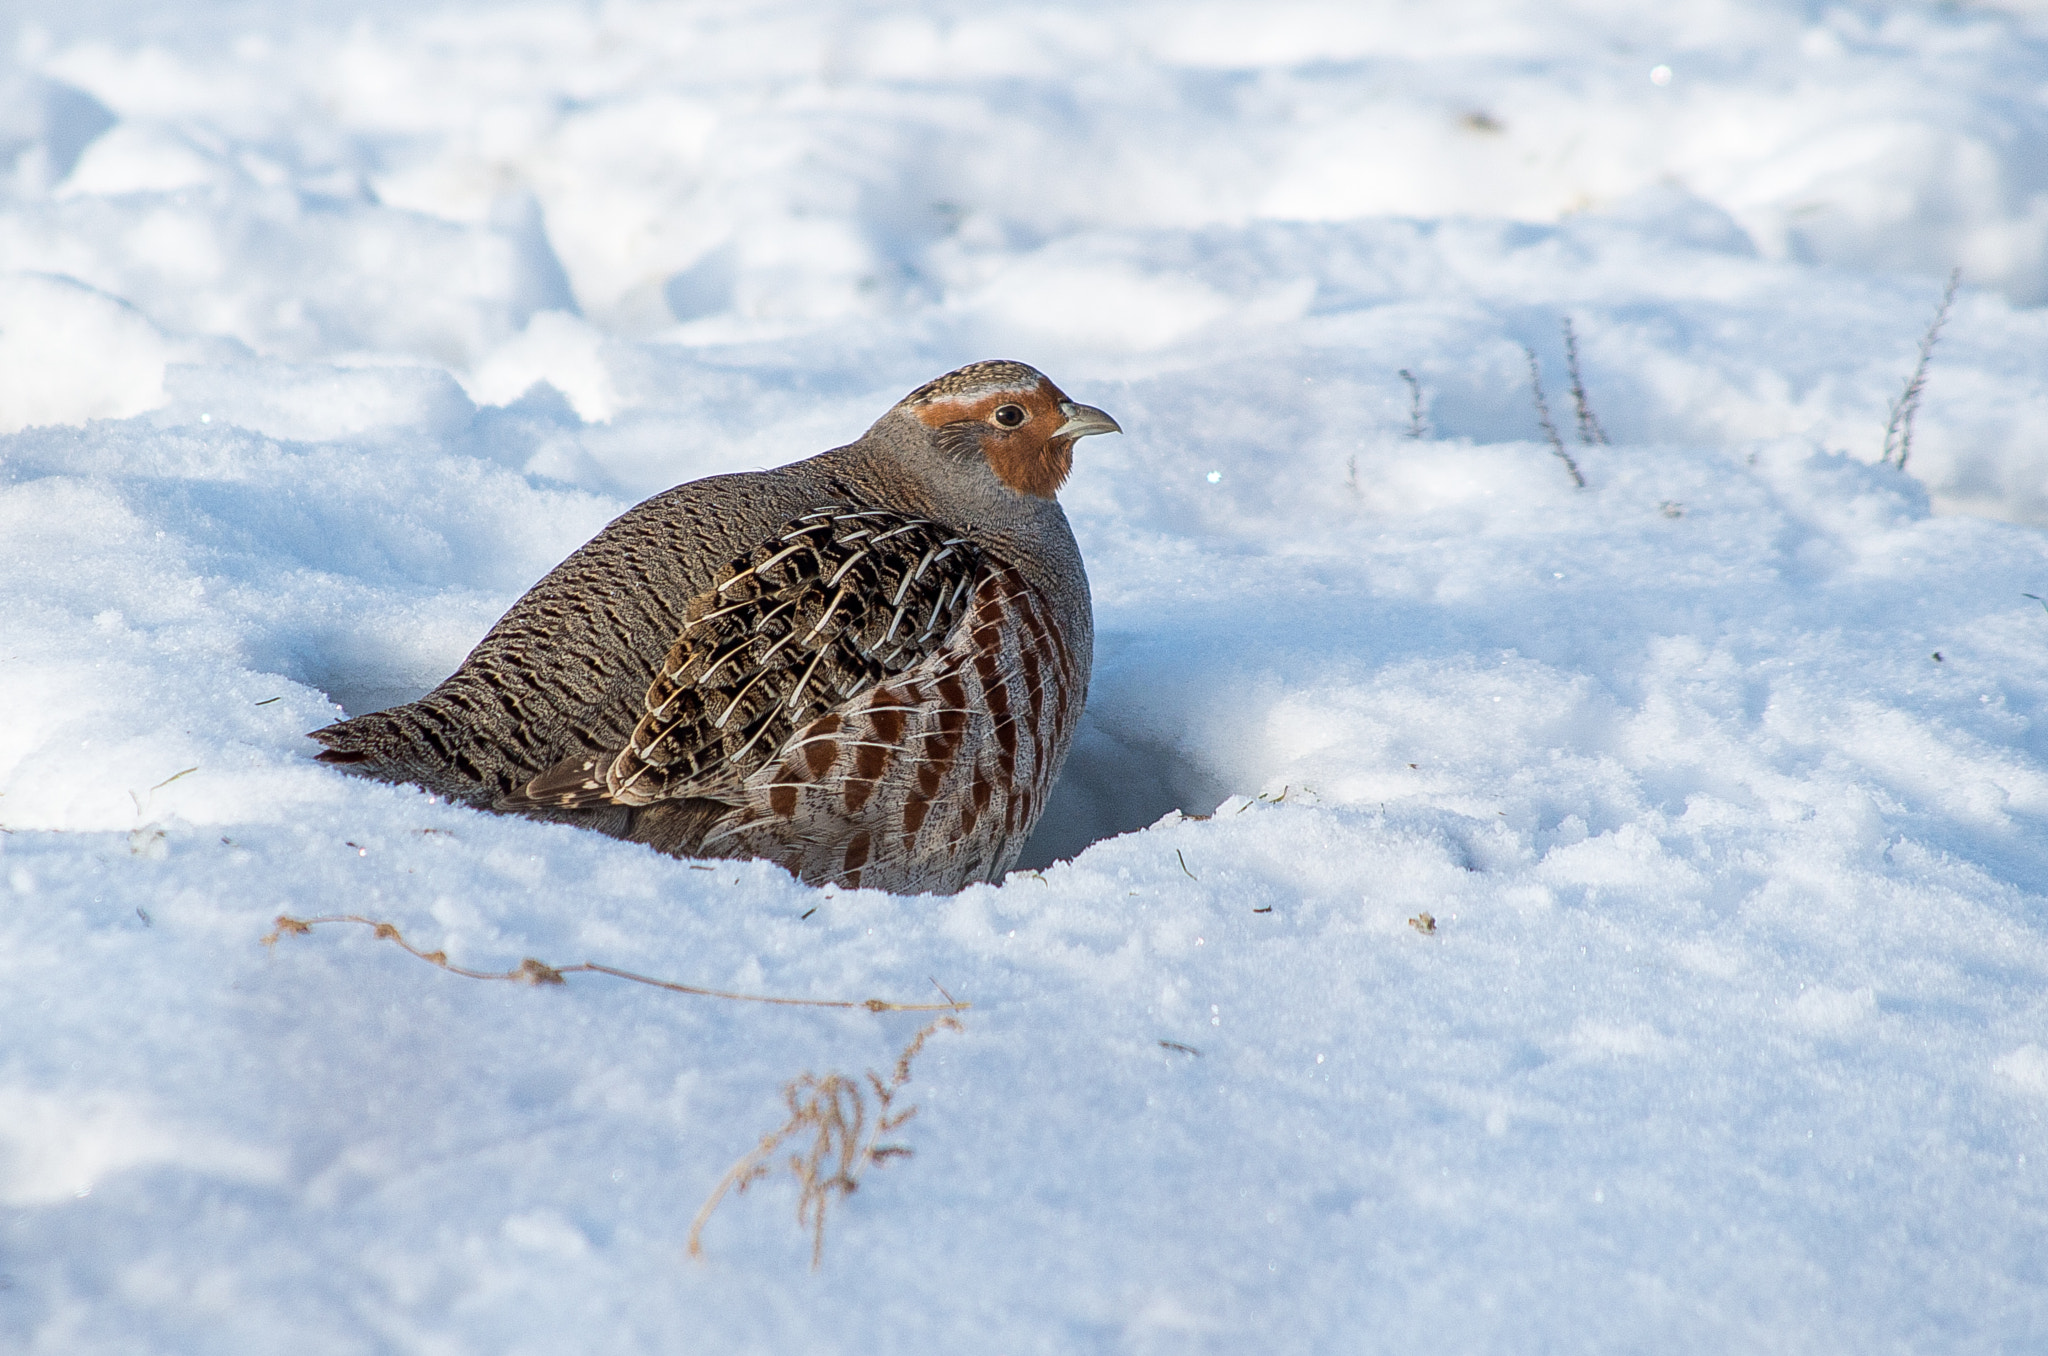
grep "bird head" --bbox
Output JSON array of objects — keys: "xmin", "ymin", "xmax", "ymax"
[{"xmin": 893, "ymin": 360, "xmax": 1121, "ymax": 500}]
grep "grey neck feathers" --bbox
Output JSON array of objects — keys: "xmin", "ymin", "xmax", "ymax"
[{"xmin": 820, "ymin": 412, "xmax": 1079, "ymax": 584}]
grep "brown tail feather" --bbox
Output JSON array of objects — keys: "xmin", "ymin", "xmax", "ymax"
[
  {"xmin": 502, "ymin": 753, "xmax": 613, "ymax": 810},
  {"xmin": 306, "ymin": 710, "xmax": 497, "ymax": 804}
]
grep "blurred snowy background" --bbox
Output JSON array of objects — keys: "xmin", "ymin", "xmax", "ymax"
[{"xmin": 5, "ymin": 1, "xmax": 2048, "ymax": 1351}]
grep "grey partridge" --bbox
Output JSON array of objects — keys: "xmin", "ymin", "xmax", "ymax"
[{"xmin": 309, "ymin": 360, "xmax": 1120, "ymax": 895}]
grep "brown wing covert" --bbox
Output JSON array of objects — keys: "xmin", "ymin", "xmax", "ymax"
[{"xmin": 511, "ymin": 507, "xmax": 983, "ymax": 810}]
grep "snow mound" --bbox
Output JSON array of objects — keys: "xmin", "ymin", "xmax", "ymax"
[{"xmin": 5, "ymin": 1, "xmax": 2048, "ymax": 1350}]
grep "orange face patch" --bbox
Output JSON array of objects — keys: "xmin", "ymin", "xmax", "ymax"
[{"xmin": 912, "ymin": 379, "xmax": 1076, "ymax": 499}]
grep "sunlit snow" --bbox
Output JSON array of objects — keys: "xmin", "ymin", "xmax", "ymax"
[{"xmin": 4, "ymin": 1, "xmax": 2048, "ymax": 1350}]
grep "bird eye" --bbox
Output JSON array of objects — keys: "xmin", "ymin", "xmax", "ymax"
[{"xmin": 992, "ymin": 403, "xmax": 1027, "ymax": 429}]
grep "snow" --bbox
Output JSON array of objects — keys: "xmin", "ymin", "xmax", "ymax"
[{"xmin": 5, "ymin": 0, "xmax": 2048, "ymax": 1349}]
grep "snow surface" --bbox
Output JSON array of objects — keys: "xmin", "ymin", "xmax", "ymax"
[{"xmin": 6, "ymin": 0, "xmax": 2048, "ymax": 1349}]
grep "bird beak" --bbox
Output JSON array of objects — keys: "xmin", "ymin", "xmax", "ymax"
[{"xmin": 1053, "ymin": 402, "xmax": 1122, "ymax": 441}]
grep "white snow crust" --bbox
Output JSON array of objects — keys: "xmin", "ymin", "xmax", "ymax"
[{"xmin": 5, "ymin": 1, "xmax": 2048, "ymax": 1350}]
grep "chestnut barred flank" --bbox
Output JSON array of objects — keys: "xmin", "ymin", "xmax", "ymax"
[{"xmin": 700, "ymin": 558, "xmax": 1083, "ymax": 892}]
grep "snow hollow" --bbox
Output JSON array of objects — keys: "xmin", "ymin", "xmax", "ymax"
[{"xmin": 4, "ymin": 1, "xmax": 2048, "ymax": 1351}]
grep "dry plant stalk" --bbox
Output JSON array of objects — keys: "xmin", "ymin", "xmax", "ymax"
[
  {"xmin": 1398, "ymin": 367, "xmax": 1427, "ymax": 438},
  {"xmin": 262, "ymin": 914, "xmax": 968, "ymax": 1014},
  {"xmin": 689, "ymin": 1014, "xmax": 963, "ymax": 1268},
  {"xmin": 1561, "ymin": 318, "xmax": 1608, "ymax": 446},
  {"xmin": 1882, "ymin": 267, "xmax": 1960, "ymax": 472},
  {"xmin": 1522, "ymin": 345, "xmax": 1586, "ymax": 488}
]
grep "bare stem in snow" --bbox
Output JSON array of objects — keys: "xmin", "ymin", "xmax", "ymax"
[
  {"xmin": 1524, "ymin": 346, "xmax": 1585, "ymax": 488},
  {"xmin": 1882, "ymin": 268, "xmax": 1960, "ymax": 472},
  {"xmin": 267, "ymin": 914, "xmax": 967, "ymax": 1271},
  {"xmin": 689, "ymin": 1015, "xmax": 962, "ymax": 1268},
  {"xmin": 1562, "ymin": 318, "xmax": 1608, "ymax": 445},
  {"xmin": 1398, "ymin": 368, "xmax": 1427, "ymax": 438},
  {"xmin": 261, "ymin": 913, "xmax": 969, "ymax": 1013}
]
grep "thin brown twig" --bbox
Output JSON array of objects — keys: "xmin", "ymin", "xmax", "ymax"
[
  {"xmin": 150, "ymin": 766, "xmax": 199, "ymax": 792},
  {"xmin": 688, "ymin": 1014, "xmax": 963, "ymax": 1267},
  {"xmin": 261, "ymin": 914, "xmax": 969, "ymax": 1013}
]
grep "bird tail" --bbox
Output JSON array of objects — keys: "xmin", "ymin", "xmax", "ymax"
[{"xmin": 306, "ymin": 708, "xmax": 496, "ymax": 806}]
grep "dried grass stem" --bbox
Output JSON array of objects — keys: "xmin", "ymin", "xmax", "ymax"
[
  {"xmin": 262, "ymin": 914, "xmax": 968, "ymax": 1013},
  {"xmin": 1523, "ymin": 345, "xmax": 1586, "ymax": 488},
  {"xmin": 1882, "ymin": 267, "xmax": 1961, "ymax": 472},
  {"xmin": 688, "ymin": 1014, "xmax": 963, "ymax": 1267}
]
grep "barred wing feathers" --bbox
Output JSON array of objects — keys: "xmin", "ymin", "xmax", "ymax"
[{"xmin": 510, "ymin": 507, "xmax": 983, "ymax": 812}]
